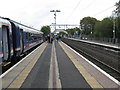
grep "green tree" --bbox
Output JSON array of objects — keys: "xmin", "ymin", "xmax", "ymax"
[
  {"xmin": 66, "ymin": 28, "xmax": 75, "ymax": 36},
  {"xmin": 94, "ymin": 21, "xmax": 102, "ymax": 37},
  {"xmin": 94, "ymin": 18, "xmax": 113, "ymax": 38},
  {"xmin": 41, "ymin": 26, "xmax": 51, "ymax": 36},
  {"xmin": 66, "ymin": 27, "xmax": 80, "ymax": 36},
  {"xmin": 58, "ymin": 31, "xmax": 67, "ymax": 36},
  {"xmin": 115, "ymin": 1, "xmax": 120, "ymax": 39},
  {"xmin": 80, "ymin": 16, "xmax": 98, "ymax": 36},
  {"xmin": 116, "ymin": 17, "xmax": 120, "ymax": 39},
  {"xmin": 115, "ymin": 1, "xmax": 120, "ymax": 14}
]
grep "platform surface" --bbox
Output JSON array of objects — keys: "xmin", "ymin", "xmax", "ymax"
[{"xmin": 2, "ymin": 41, "xmax": 120, "ymax": 89}]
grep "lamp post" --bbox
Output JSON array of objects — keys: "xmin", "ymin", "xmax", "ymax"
[{"xmin": 50, "ymin": 10, "xmax": 61, "ymax": 32}]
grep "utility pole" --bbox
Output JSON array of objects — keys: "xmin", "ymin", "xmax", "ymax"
[
  {"xmin": 50, "ymin": 10, "xmax": 61, "ymax": 32},
  {"xmin": 112, "ymin": 11, "xmax": 116, "ymax": 43}
]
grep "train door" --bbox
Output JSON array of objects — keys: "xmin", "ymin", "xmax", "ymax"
[
  {"xmin": 20, "ymin": 29, "xmax": 24, "ymax": 53},
  {"xmin": 2, "ymin": 26, "xmax": 9, "ymax": 61},
  {"xmin": 0, "ymin": 27, "xmax": 3, "ymax": 64}
]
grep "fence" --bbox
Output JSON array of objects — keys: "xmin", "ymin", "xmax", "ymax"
[{"xmin": 67, "ymin": 35, "xmax": 119, "ymax": 45}]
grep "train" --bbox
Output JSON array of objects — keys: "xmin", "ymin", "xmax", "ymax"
[{"xmin": 0, "ymin": 17, "xmax": 43, "ymax": 67}]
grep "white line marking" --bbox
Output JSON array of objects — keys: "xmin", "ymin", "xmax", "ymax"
[
  {"xmin": 53, "ymin": 42, "xmax": 62, "ymax": 88},
  {"xmin": 48, "ymin": 43, "xmax": 54, "ymax": 88},
  {"xmin": 0, "ymin": 43, "xmax": 45, "ymax": 79},
  {"xmin": 0, "ymin": 77, "xmax": 2, "ymax": 90},
  {"xmin": 48, "ymin": 41, "xmax": 62, "ymax": 88},
  {"xmin": 61, "ymin": 41, "xmax": 120, "ymax": 86}
]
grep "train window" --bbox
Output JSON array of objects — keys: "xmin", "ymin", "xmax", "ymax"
[
  {"xmin": 31, "ymin": 34, "xmax": 35, "ymax": 40},
  {"xmin": 31, "ymin": 34, "xmax": 37, "ymax": 40},
  {"xmin": 30, "ymin": 34, "xmax": 33, "ymax": 40},
  {"xmin": 26, "ymin": 32, "xmax": 29, "ymax": 40},
  {"xmin": 0, "ymin": 41, "xmax": 2, "ymax": 48},
  {"xmin": 20, "ymin": 29, "xmax": 23, "ymax": 52}
]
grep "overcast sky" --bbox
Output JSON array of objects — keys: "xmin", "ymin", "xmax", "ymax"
[{"xmin": 0, "ymin": 0, "xmax": 119, "ymax": 30}]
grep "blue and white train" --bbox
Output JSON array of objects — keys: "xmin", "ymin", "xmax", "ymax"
[{"xmin": 0, "ymin": 17, "xmax": 43, "ymax": 67}]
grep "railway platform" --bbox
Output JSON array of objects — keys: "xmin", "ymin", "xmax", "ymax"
[
  {"xmin": 69, "ymin": 38, "xmax": 119, "ymax": 49},
  {"xmin": 1, "ymin": 40, "xmax": 120, "ymax": 89}
]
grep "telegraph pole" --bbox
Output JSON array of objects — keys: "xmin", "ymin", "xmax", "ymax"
[{"xmin": 50, "ymin": 10, "xmax": 61, "ymax": 32}]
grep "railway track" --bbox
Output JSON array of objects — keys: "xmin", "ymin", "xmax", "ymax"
[{"xmin": 62, "ymin": 38, "xmax": 120, "ymax": 82}]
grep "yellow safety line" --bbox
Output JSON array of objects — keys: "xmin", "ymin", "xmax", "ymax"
[
  {"xmin": 8, "ymin": 43, "xmax": 47, "ymax": 88},
  {"xmin": 59, "ymin": 42, "xmax": 103, "ymax": 89},
  {"xmin": 3, "ymin": 62, "xmax": 11, "ymax": 67},
  {"xmin": 20, "ymin": 54, "xmax": 24, "ymax": 57}
]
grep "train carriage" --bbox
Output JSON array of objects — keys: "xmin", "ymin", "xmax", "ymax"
[
  {"xmin": 19, "ymin": 25, "xmax": 43, "ymax": 53},
  {"xmin": 0, "ymin": 17, "xmax": 43, "ymax": 67},
  {"xmin": 0, "ymin": 18, "xmax": 14, "ymax": 65}
]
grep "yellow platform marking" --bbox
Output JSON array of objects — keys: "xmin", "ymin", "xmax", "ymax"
[
  {"xmin": 20, "ymin": 54, "xmax": 24, "ymax": 57},
  {"xmin": 8, "ymin": 43, "xmax": 47, "ymax": 88},
  {"xmin": 3, "ymin": 62, "xmax": 11, "ymax": 67},
  {"xmin": 59, "ymin": 42, "xmax": 103, "ymax": 89}
]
